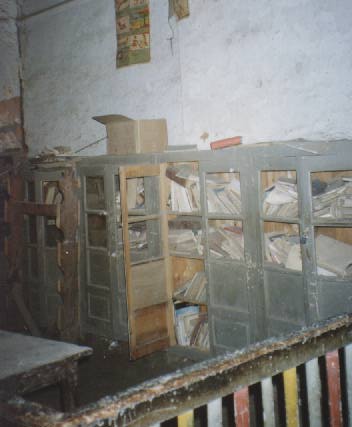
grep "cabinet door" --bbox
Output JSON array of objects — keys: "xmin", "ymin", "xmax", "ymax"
[
  {"xmin": 201, "ymin": 153, "xmax": 263, "ymax": 353},
  {"xmin": 300, "ymin": 154, "xmax": 352, "ymax": 324},
  {"xmin": 120, "ymin": 163, "xmax": 175, "ymax": 359},
  {"xmin": 80, "ymin": 166, "xmax": 127, "ymax": 340}
]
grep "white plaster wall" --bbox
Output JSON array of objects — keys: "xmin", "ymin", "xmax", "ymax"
[
  {"xmin": 0, "ymin": 0, "xmax": 20, "ymax": 100},
  {"xmin": 21, "ymin": 0, "xmax": 184, "ymax": 155},
  {"xmin": 178, "ymin": 0, "xmax": 352, "ymax": 146},
  {"xmin": 21, "ymin": 0, "xmax": 352, "ymax": 155}
]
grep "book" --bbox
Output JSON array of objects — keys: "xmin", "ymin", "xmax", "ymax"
[
  {"xmin": 175, "ymin": 305, "xmax": 200, "ymax": 346},
  {"xmin": 315, "ymin": 234, "xmax": 352, "ymax": 277},
  {"xmin": 313, "ymin": 178, "xmax": 352, "ymax": 218},
  {"xmin": 263, "ymin": 177, "xmax": 298, "ymax": 218},
  {"xmin": 206, "ymin": 175, "xmax": 241, "ymax": 215},
  {"xmin": 167, "ymin": 164, "xmax": 200, "ymax": 212},
  {"xmin": 210, "ymin": 136, "xmax": 242, "ymax": 150},
  {"xmin": 173, "ymin": 271, "xmax": 207, "ymax": 303}
]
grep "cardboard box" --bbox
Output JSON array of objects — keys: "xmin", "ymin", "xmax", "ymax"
[{"xmin": 93, "ymin": 115, "xmax": 168, "ymax": 155}]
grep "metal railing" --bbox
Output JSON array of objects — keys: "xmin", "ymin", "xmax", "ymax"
[{"xmin": 1, "ymin": 314, "xmax": 352, "ymax": 426}]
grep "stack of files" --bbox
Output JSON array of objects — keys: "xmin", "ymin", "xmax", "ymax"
[
  {"xmin": 206, "ymin": 176, "xmax": 241, "ymax": 214},
  {"xmin": 175, "ymin": 305, "xmax": 200, "ymax": 346},
  {"xmin": 313, "ymin": 178, "xmax": 352, "ymax": 218},
  {"xmin": 315, "ymin": 234, "xmax": 352, "ymax": 277},
  {"xmin": 208, "ymin": 225, "xmax": 244, "ymax": 260},
  {"xmin": 264, "ymin": 232, "xmax": 302, "ymax": 271},
  {"xmin": 190, "ymin": 314, "xmax": 209, "ymax": 349},
  {"xmin": 168, "ymin": 226, "xmax": 203, "ymax": 256},
  {"xmin": 167, "ymin": 164, "xmax": 200, "ymax": 212},
  {"xmin": 173, "ymin": 271, "xmax": 207, "ymax": 304},
  {"xmin": 263, "ymin": 178, "xmax": 298, "ymax": 217}
]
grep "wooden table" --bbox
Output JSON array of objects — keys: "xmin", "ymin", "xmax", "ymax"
[{"xmin": 0, "ymin": 330, "xmax": 92, "ymax": 411}]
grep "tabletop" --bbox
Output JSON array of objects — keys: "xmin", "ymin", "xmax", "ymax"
[{"xmin": 0, "ymin": 330, "xmax": 92, "ymax": 382}]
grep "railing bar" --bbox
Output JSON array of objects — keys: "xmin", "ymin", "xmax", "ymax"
[
  {"xmin": 207, "ymin": 398, "xmax": 222, "ymax": 427},
  {"xmin": 178, "ymin": 410, "xmax": 194, "ymax": 427},
  {"xmin": 345, "ymin": 344, "xmax": 352, "ymax": 427},
  {"xmin": 283, "ymin": 368, "xmax": 299, "ymax": 427},
  {"xmin": 261, "ymin": 378, "xmax": 276, "ymax": 427},
  {"xmin": 234, "ymin": 387, "xmax": 250, "ymax": 427},
  {"xmin": 326, "ymin": 350, "xmax": 343, "ymax": 427},
  {"xmin": 305, "ymin": 358, "xmax": 322, "ymax": 427}
]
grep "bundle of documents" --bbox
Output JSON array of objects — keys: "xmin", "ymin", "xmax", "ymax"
[
  {"xmin": 315, "ymin": 234, "xmax": 352, "ymax": 277},
  {"xmin": 173, "ymin": 271, "xmax": 207, "ymax": 303},
  {"xmin": 263, "ymin": 178, "xmax": 298, "ymax": 217},
  {"xmin": 264, "ymin": 232, "xmax": 302, "ymax": 271},
  {"xmin": 208, "ymin": 225, "xmax": 244, "ymax": 260},
  {"xmin": 168, "ymin": 219, "xmax": 203, "ymax": 256},
  {"xmin": 206, "ymin": 175, "xmax": 241, "ymax": 214},
  {"xmin": 175, "ymin": 305, "xmax": 200, "ymax": 346},
  {"xmin": 313, "ymin": 178, "xmax": 352, "ymax": 218},
  {"xmin": 175, "ymin": 306, "xmax": 209, "ymax": 349},
  {"xmin": 167, "ymin": 164, "xmax": 200, "ymax": 212},
  {"xmin": 265, "ymin": 232, "xmax": 352, "ymax": 277}
]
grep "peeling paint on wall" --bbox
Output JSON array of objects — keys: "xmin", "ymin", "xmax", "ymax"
[{"xmin": 0, "ymin": 97, "xmax": 23, "ymax": 153}]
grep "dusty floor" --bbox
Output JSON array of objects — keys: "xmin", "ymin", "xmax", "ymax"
[{"xmin": 28, "ymin": 336, "xmax": 199, "ymax": 411}]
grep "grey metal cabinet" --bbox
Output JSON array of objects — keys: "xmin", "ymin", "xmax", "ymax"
[{"xmin": 77, "ymin": 140, "xmax": 352, "ymax": 354}]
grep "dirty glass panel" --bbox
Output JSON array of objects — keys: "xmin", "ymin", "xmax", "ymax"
[
  {"xmin": 28, "ymin": 215, "xmax": 37, "ymax": 244},
  {"xmin": 89, "ymin": 250, "xmax": 110, "ymax": 287},
  {"xmin": 87, "ymin": 213, "xmax": 107, "ymax": 248},
  {"xmin": 86, "ymin": 176, "xmax": 105, "ymax": 210},
  {"xmin": 206, "ymin": 172, "xmax": 241, "ymax": 215},
  {"xmin": 129, "ymin": 219, "xmax": 161, "ymax": 263},
  {"xmin": 208, "ymin": 219, "xmax": 244, "ymax": 261},
  {"xmin": 43, "ymin": 181, "xmax": 62, "ymax": 204},
  {"xmin": 126, "ymin": 177, "xmax": 145, "ymax": 212},
  {"xmin": 169, "ymin": 217, "xmax": 203, "ymax": 258},
  {"xmin": 28, "ymin": 247, "xmax": 39, "ymax": 278},
  {"xmin": 261, "ymin": 170, "xmax": 298, "ymax": 218},
  {"xmin": 45, "ymin": 216, "xmax": 59, "ymax": 247},
  {"xmin": 314, "ymin": 226, "xmax": 352, "ymax": 277},
  {"xmin": 311, "ymin": 170, "xmax": 352, "ymax": 220},
  {"xmin": 263, "ymin": 222, "xmax": 302, "ymax": 272},
  {"xmin": 166, "ymin": 162, "xmax": 200, "ymax": 213},
  {"xmin": 26, "ymin": 181, "xmax": 35, "ymax": 202}
]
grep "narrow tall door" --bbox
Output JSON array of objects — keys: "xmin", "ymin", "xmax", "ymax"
[{"xmin": 119, "ymin": 163, "xmax": 175, "ymax": 359}]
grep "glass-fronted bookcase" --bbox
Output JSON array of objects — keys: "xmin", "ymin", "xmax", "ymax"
[{"xmin": 77, "ymin": 141, "xmax": 352, "ymax": 357}]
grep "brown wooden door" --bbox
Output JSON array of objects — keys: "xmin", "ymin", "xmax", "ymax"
[{"xmin": 119, "ymin": 163, "xmax": 175, "ymax": 359}]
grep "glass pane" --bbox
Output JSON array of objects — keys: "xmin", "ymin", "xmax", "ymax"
[
  {"xmin": 127, "ymin": 177, "xmax": 145, "ymax": 211},
  {"xmin": 166, "ymin": 162, "xmax": 200, "ymax": 213},
  {"xmin": 261, "ymin": 171, "xmax": 298, "ymax": 218},
  {"xmin": 87, "ymin": 214, "xmax": 107, "ymax": 248},
  {"xmin": 86, "ymin": 176, "xmax": 105, "ymax": 210},
  {"xmin": 264, "ymin": 222, "xmax": 302, "ymax": 271},
  {"xmin": 129, "ymin": 219, "xmax": 161, "ymax": 263},
  {"xmin": 89, "ymin": 250, "xmax": 110, "ymax": 287},
  {"xmin": 43, "ymin": 181, "xmax": 62, "ymax": 204},
  {"xmin": 315, "ymin": 227, "xmax": 352, "ymax": 277},
  {"xmin": 311, "ymin": 171, "xmax": 352, "ymax": 219},
  {"xmin": 27, "ymin": 181, "xmax": 35, "ymax": 202},
  {"xmin": 28, "ymin": 247, "xmax": 39, "ymax": 278},
  {"xmin": 115, "ymin": 175, "xmax": 121, "ymax": 215},
  {"xmin": 169, "ymin": 217, "xmax": 203, "ymax": 257},
  {"xmin": 206, "ymin": 172, "xmax": 241, "ymax": 215},
  {"xmin": 28, "ymin": 215, "xmax": 37, "ymax": 244},
  {"xmin": 208, "ymin": 219, "xmax": 244, "ymax": 261},
  {"xmin": 45, "ymin": 217, "xmax": 59, "ymax": 247}
]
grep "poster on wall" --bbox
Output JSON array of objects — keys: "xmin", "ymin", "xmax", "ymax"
[
  {"xmin": 115, "ymin": 0, "xmax": 150, "ymax": 68},
  {"xmin": 169, "ymin": 0, "xmax": 189, "ymax": 20}
]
